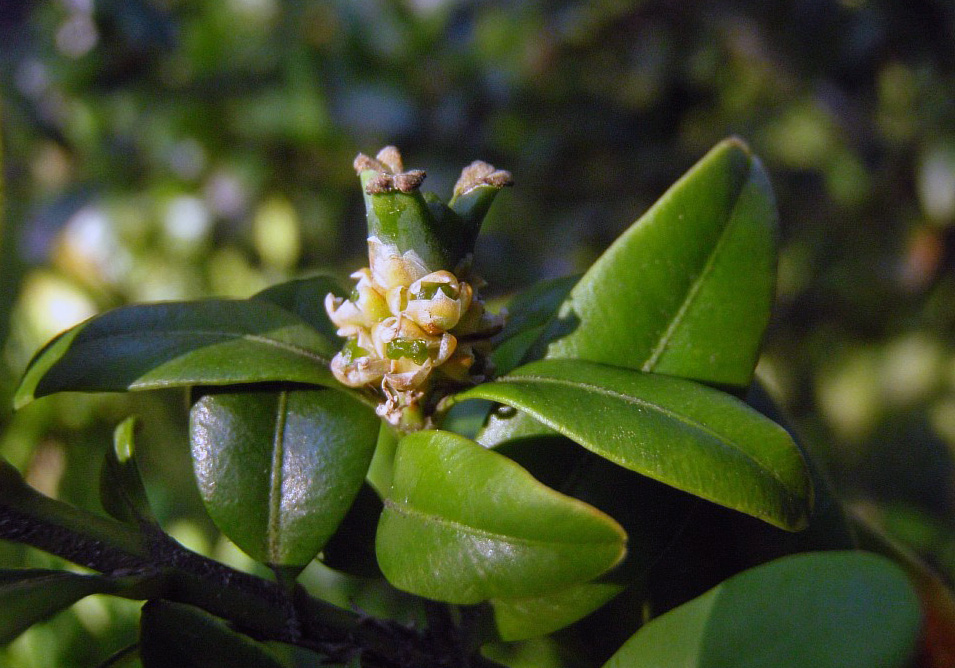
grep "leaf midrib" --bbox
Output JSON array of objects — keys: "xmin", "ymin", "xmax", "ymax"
[
  {"xmin": 641, "ymin": 187, "xmax": 743, "ymax": 372},
  {"xmin": 493, "ymin": 373, "xmax": 791, "ymax": 490},
  {"xmin": 267, "ymin": 391, "xmax": 289, "ymax": 563},
  {"xmin": 382, "ymin": 498, "xmax": 623, "ymax": 549},
  {"xmin": 73, "ymin": 329, "xmax": 333, "ymax": 366}
]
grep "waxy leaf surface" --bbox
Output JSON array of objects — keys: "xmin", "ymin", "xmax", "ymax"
[
  {"xmin": 376, "ymin": 430, "xmax": 626, "ymax": 605},
  {"xmin": 540, "ymin": 137, "xmax": 777, "ymax": 387},
  {"xmin": 190, "ymin": 388, "xmax": 379, "ymax": 566},
  {"xmin": 457, "ymin": 359, "xmax": 811, "ymax": 530},
  {"xmin": 15, "ymin": 299, "xmax": 340, "ymax": 408},
  {"xmin": 602, "ymin": 552, "xmax": 921, "ymax": 668}
]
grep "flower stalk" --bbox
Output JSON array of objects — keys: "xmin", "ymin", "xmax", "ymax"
[{"xmin": 326, "ymin": 147, "xmax": 511, "ymax": 430}]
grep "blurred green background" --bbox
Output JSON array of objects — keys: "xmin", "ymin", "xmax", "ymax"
[{"xmin": 1, "ymin": 0, "xmax": 955, "ymax": 665}]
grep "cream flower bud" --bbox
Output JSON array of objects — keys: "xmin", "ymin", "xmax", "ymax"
[
  {"xmin": 401, "ymin": 271, "xmax": 473, "ymax": 334},
  {"xmin": 367, "ymin": 236, "xmax": 430, "ymax": 290},
  {"xmin": 325, "ymin": 270, "xmax": 390, "ymax": 337}
]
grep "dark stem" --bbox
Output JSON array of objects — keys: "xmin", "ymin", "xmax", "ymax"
[{"xmin": 0, "ymin": 501, "xmax": 506, "ymax": 667}]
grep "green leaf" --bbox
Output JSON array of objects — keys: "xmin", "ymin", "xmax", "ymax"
[
  {"xmin": 140, "ymin": 600, "xmax": 286, "ymax": 668},
  {"xmin": 491, "ymin": 582, "xmax": 625, "ymax": 642},
  {"xmin": 602, "ymin": 552, "xmax": 921, "ymax": 668},
  {"xmin": 491, "ymin": 275, "xmax": 579, "ymax": 376},
  {"xmin": 538, "ymin": 137, "xmax": 777, "ymax": 387},
  {"xmin": 100, "ymin": 417, "xmax": 157, "ymax": 526},
  {"xmin": 0, "ymin": 458, "xmax": 150, "ymax": 562},
  {"xmin": 15, "ymin": 299, "xmax": 341, "ymax": 409},
  {"xmin": 455, "ymin": 359, "xmax": 811, "ymax": 531},
  {"xmin": 190, "ymin": 388, "xmax": 379, "ymax": 567},
  {"xmin": 0, "ymin": 570, "xmax": 129, "ymax": 644},
  {"xmin": 252, "ymin": 275, "xmax": 345, "ymax": 341},
  {"xmin": 375, "ymin": 430, "xmax": 627, "ymax": 605}
]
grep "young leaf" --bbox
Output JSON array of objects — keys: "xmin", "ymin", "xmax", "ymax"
[
  {"xmin": 539, "ymin": 137, "xmax": 777, "ymax": 388},
  {"xmin": 190, "ymin": 388, "xmax": 379, "ymax": 567},
  {"xmin": 375, "ymin": 430, "xmax": 627, "ymax": 605},
  {"xmin": 454, "ymin": 359, "xmax": 812, "ymax": 531},
  {"xmin": 252, "ymin": 275, "xmax": 345, "ymax": 341},
  {"xmin": 15, "ymin": 299, "xmax": 341, "ymax": 408},
  {"xmin": 100, "ymin": 417, "xmax": 157, "ymax": 526},
  {"xmin": 602, "ymin": 552, "xmax": 921, "ymax": 668},
  {"xmin": 0, "ymin": 570, "xmax": 131, "ymax": 644},
  {"xmin": 140, "ymin": 600, "xmax": 286, "ymax": 668}
]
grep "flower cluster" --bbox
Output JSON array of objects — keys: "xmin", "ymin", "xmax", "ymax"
[{"xmin": 325, "ymin": 148, "xmax": 508, "ymax": 430}]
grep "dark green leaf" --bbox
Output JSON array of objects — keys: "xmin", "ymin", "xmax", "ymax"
[
  {"xmin": 190, "ymin": 388, "xmax": 379, "ymax": 566},
  {"xmin": 100, "ymin": 417, "xmax": 157, "ymax": 525},
  {"xmin": 491, "ymin": 275, "xmax": 579, "ymax": 375},
  {"xmin": 252, "ymin": 275, "xmax": 345, "ymax": 341},
  {"xmin": 0, "ymin": 570, "xmax": 123, "ymax": 644},
  {"xmin": 602, "ymin": 552, "xmax": 921, "ymax": 668},
  {"xmin": 375, "ymin": 430, "xmax": 627, "ymax": 605},
  {"xmin": 15, "ymin": 299, "xmax": 341, "ymax": 408},
  {"xmin": 0, "ymin": 458, "xmax": 150, "ymax": 562},
  {"xmin": 140, "ymin": 600, "xmax": 286, "ymax": 668},
  {"xmin": 455, "ymin": 359, "xmax": 811, "ymax": 530},
  {"xmin": 538, "ymin": 138, "xmax": 777, "ymax": 388}
]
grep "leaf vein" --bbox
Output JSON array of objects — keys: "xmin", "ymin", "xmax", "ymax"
[
  {"xmin": 382, "ymin": 499, "xmax": 621, "ymax": 549},
  {"xmin": 642, "ymin": 194, "xmax": 742, "ymax": 372},
  {"xmin": 495, "ymin": 374, "xmax": 789, "ymax": 488}
]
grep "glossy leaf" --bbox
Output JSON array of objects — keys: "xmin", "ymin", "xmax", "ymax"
[
  {"xmin": 15, "ymin": 299, "xmax": 340, "ymax": 408},
  {"xmin": 190, "ymin": 388, "xmax": 379, "ymax": 567},
  {"xmin": 0, "ymin": 570, "xmax": 131, "ymax": 644},
  {"xmin": 491, "ymin": 582, "xmax": 625, "ymax": 642},
  {"xmin": 602, "ymin": 552, "xmax": 921, "ymax": 668},
  {"xmin": 252, "ymin": 275, "xmax": 345, "ymax": 341},
  {"xmin": 455, "ymin": 359, "xmax": 811, "ymax": 530},
  {"xmin": 539, "ymin": 137, "xmax": 777, "ymax": 387},
  {"xmin": 375, "ymin": 430, "xmax": 626, "ymax": 605},
  {"xmin": 140, "ymin": 600, "xmax": 286, "ymax": 668},
  {"xmin": 100, "ymin": 417, "xmax": 156, "ymax": 526}
]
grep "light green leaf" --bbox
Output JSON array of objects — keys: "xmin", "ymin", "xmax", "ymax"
[
  {"xmin": 541, "ymin": 137, "xmax": 777, "ymax": 387},
  {"xmin": 376, "ymin": 430, "xmax": 627, "ymax": 605},
  {"xmin": 190, "ymin": 388, "xmax": 379, "ymax": 567},
  {"xmin": 491, "ymin": 582, "xmax": 625, "ymax": 641},
  {"xmin": 15, "ymin": 299, "xmax": 341, "ymax": 408},
  {"xmin": 602, "ymin": 552, "xmax": 921, "ymax": 668},
  {"xmin": 456, "ymin": 359, "xmax": 811, "ymax": 530}
]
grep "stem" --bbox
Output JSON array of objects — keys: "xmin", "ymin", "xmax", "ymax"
[{"xmin": 0, "ymin": 499, "xmax": 508, "ymax": 667}]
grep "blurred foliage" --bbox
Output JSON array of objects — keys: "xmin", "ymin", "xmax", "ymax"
[{"xmin": 1, "ymin": 0, "xmax": 955, "ymax": 665}]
